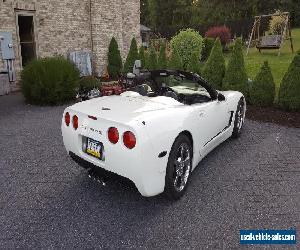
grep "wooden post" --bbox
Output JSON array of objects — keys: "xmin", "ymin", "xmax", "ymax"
[
  {"xmin": 288, "ymin": 18, "xmax": 294, "ymax": 53},
  {"xmin": 278, "ymin": 14, "xmax": 289, "ymax": 56},
  {"xmin": 246, "ymin": 17, "xmax": 259, "ymax": 56}
]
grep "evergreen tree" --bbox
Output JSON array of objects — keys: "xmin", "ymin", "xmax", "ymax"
[
  {"xmin": 107, "ymin": 37, "xmax": 123, "ymax": 79},
  {"xmin": 144, "ymin": 49, "xmax": 150, "ymax": 69},
  {"xmin": 201, "ymin": 37, "xmax": 215, "ymax": 61},
  {"xmin": 202, "ymin": 39, "xmax": 225, "ymax": 89},
  {"xmin": 139, "ymin": 46, "xmax": 146, "ymax": 69},
  {"xmin": 123, "ymin": 38, "xmax": 139, "ymax": 73},
  {"xmin": 186, "ymin": 52, "xmax": 201, "ymax": 74},
  {"xmin": 223, "ymin": 38, "xmax": 248, "ymax": 95},
  {"xmin": 278, "ymin": 50, "xmax": 300, "ymax": 111},
  {"xmin": 146, "ymin": 45, "xmax": 158, "ymax": 70},
  {"xmin": 168, "ymin": 50, "xmax": 183, "ymax": 70},
  {"xmin": 157, "ymin": 43, "xmax": 167, "ymax": 69},
  {"xmin": 250, "ymin": 61, "xmax": 275, "ymax": 107}
]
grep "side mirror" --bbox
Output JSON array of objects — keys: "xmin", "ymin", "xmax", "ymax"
[{"xmin": 218, "ymin": 93, "xmax": 226, "ymax": 102}]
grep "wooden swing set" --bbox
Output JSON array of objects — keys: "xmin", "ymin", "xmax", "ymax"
[{"xmin": 246, "ymin": 12, "xmax": 294, "ymax": 56}]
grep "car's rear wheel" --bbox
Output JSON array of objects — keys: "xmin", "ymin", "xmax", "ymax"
[
  {"xmin": 164, "ymin": 134, "xmax": 192, "ymax": 200},
  {"xmin": 232, "ymin": 98, "xmax": 246, "ymax": 138}
]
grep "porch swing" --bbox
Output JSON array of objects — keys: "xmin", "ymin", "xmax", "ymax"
[{"xmin": 246, "ymin": 12, "xmax": 294, "ymax": 56}]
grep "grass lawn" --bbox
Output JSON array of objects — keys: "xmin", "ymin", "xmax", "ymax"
[{"xmin": 243, "ymin": 28, "xmax": 300, "ymax": 93}]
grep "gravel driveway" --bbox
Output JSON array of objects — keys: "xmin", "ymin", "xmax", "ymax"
[{"xmin": 0, "ymin": 93, "xmax": 299, "ymax": 248}]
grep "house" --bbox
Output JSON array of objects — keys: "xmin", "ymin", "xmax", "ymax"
[{"xmin": 0, "ymin": 0, "xmax": 140, "ymax": 91}]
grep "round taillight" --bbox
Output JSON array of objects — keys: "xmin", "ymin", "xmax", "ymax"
[
  {"xmin": 72, "ymin": 115, "xmax": 78, "ymax": 130},
  {"xmin": 123, "ymin": 131, "xmax": 136, "ymax": 149},
  {"xmin": 108, "ymin": 127, "xmax": 119, "ymax": 144},
  {"xmin": 65, "ymin": 112, "xmax": 70, "ymax": 126}
]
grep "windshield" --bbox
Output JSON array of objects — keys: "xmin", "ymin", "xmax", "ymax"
[
  {"xmin": 127, "ymin": 71, "xmax": 214, "ymax": 105},
  {"xmin": 155, "ymin": 75, "xmax": 211, "ymax": 98}
]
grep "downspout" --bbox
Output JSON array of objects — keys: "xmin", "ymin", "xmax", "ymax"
[{"xmin": 89, "ymin": 0, "xmax": 94, "ymax": 75}]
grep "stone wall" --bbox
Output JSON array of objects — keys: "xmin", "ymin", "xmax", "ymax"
[
  {"xmin": 0, "ymin": 0, "xmax": 140, "ymax": 89},
  {"xmin": 90, "ymin": 0, "xmax": 141, "ymax": 75}
]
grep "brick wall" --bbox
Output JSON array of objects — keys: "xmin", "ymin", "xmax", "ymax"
[{"xmin": 0, "ymin": 0, "xmax": 140, "ymax": 89}]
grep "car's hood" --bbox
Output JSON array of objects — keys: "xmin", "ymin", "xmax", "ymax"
[{"xmin": 69, "ymin": 92, "xmax": 183, "ymax": 124}]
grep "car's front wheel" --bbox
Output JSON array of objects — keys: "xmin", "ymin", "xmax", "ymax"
[{"xmin": 164, "ymin": 134, "xmax": 192, "ymax": 200}]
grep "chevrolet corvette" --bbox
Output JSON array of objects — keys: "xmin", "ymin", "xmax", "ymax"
[{"xmin": 61, "ymin": 70, "xmax": 246, "ymax": 200}]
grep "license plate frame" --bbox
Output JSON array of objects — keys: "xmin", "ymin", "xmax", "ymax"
[{"xmin": 86, "ymin": 138, "xmax": 103, "ymax": 159}]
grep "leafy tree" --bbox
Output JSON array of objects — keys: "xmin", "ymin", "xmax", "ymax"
[
  {"xmin": 157, "ymin": 43, "xmax": 167, "ymax": 69},
  {"xmin": 146, "ymin": 45, "xmax": 157, "ymax": 70},
  {"xmin": 107, "ymin": 37, "xmax": 123, "ymax": 79},
  {"xmin": 168, "ymin": 50, "xmax": 183, "ymax": 70},
  {"xmin": 269, "ymin": 10, "xmax": 286, "ymax": 35},
  {"xmin": 278, "ymin": 50, "xmax": 300, "ymax": 111},
  {"xmin": 146, "ymin": 0, "xmax": 194, "ymax": 31},
  {"xmin": 186, "ymin": 52, "xmax": 201, "ymax": 74},
  {"xmin": 223, "ymin": 38, "xmax": 248, "ymax": 95},
  {"xmin": 123, "ymin": 38, "xmax": 139, "ymax": 73},
  {"xmin": 142, "ymin": 0, "xmax": 300, "ymax": 35},
  {"xmin": 202, "ymin": 39, "xmax": 225, "ymax": 89},
  {"xmin": 170, "ymin": 28, "xmax": 203, "ymax": 70},
  {"xmin": 139, "ymin": 46, "xmax": 146, "ymax": 68},
  {"xmin": 250, "ymin": 61, "xmax": 275, "ymax": 106}
]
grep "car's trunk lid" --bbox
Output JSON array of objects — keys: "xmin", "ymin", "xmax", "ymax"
[{"xmin": 69, "ymin": 94, "xmax": 183, "ymax": 124}]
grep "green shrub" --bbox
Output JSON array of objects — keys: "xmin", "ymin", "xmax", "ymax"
[
  {"xmin": 202, "ymin": 39, "xmax": 225, "ymax": 89},
  {"xmin": 139, "ymin": 46, "xmax": 146, "ymax": 68},
  {"xmin": 186, "ymin": 52, "xmax": 201, "ymax": 74},
  {"xmin": 201, "ymin": 37, "xmax": 215, "ymax": 61},
  {"xmin": 170, "ymin": 28, "xmax": 203, "ymax": 70},
  {"xmin": 223, "ymin": 38, "xmax": 248, "ymax": 95},
  {"xmin": 123, "ymin": 38, "xmax": 139, "ymax": 73},
  {"xmin": 107, "ymin": 37, "xmax": 123, "ymax": 79},
  {"xmin": 250, "ymin": 61, "xmax": 275, "ymax": 107},
  {"xmin": 157, "ymin": 43, "xmax": 167, "ymax": 69},
  {"xmin": 278, "ymin": 51, "xmax": 300, "ymax": 111},
  {"xmin": 78, "ymin": 76, "xmax": 101, "ymax": 91},
  {"xmin": 168, "ymin": 50, "xmax": 183, "ymax": 70},
  {"xmin": 21, "ymin": 57, "xmax": 79, "ymax": 105},
  {"xmin": 146, "ymin": 46, "xmax": 157, "ymax": 70}
]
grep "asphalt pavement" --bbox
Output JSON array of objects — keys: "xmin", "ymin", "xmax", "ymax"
[{"xmin": 0, "ymin": 93, "xmax": 299, "ymax": 249}]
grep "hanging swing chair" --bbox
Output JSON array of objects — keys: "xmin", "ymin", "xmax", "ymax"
[{"xmin": 246, "ymin": 12, "xmax": 294, "ymax": 56}]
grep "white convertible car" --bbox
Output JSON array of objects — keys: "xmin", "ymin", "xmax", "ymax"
[{"xmin": 62, "ymin": 70, "xmax": 246, "ymax": 200}]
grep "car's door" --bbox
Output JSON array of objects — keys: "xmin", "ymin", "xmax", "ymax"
[{"xmin": 192, "ymin": 98, "xmax": 231, "ymax": 157}]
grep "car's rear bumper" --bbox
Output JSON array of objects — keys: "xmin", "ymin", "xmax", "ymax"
[{"xmin": 67, "ymin": 149, "xmax": 166, "ymax": 197}]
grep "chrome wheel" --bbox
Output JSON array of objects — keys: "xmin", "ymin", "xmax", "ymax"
[
  {"xmin": 173, "ymin": 143, "xmax": 191, "ymax": 192},
  {"xmin": 236, "ymin": 101, "xmax": 245, "ymax": 132}
]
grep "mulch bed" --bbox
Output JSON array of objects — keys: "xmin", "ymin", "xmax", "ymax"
[{"xmin": 246, "ymin": 105, "xmax": 300, "ymax": 128}]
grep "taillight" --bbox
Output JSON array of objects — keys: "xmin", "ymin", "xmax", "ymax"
[
  {"xmin": 72, "ymin": 115, "xmax": 78, "ymax": 130},
  {"xmin": 108, "ymin": 127, "xmax": 119, "ymax": 144},
  {"xmin": 123, "ymin": 131, "xmax": 136, "ymax": 149},
  {"xmin": 65, "ymin": 112, "xmax": 70, "ymax": 126}
]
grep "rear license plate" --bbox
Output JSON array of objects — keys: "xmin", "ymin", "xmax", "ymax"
[{"xmin": 86, "ymin": 138, "xmax": 102, "ymax": 159}]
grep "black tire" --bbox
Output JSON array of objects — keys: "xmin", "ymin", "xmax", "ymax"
[
  {"xmin": 164, "ymin": 134, "xmax": 193, "ymax": 200},
  {"xmin": 232, "ymin": 98, "xmax": 246, "ymax": 138}
]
